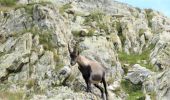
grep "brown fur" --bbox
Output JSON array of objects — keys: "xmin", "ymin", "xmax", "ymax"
[{"xmin": 68, "ymin": 44, "xmax": 108, "ymax": 100}]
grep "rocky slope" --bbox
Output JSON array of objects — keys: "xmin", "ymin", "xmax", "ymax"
[{"xmin": 0, "ymin": 0, "xmax": 170, "ymax": 100}]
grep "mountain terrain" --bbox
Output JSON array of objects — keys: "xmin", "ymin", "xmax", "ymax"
[{"xmin": 0, "ymin": 0, "xmax": 170, "ymax": 100}]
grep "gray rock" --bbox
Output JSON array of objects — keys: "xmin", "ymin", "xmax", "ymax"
[
  {"xmin": 144, "ymin": 70, "xmax": 170, "ymax": 100},
  {"xmin": 125, "ymin": 64, "xmax": 153, "ymax": 84}
]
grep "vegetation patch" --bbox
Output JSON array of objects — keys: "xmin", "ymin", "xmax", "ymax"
[
  {"xmin": 97, "ymin": 23, "xmax": 109, "ymax": 34},
  {"xmin": 0, "ymin": 0, "xmax": 17, "ymax": 6},
  {"xmin": 145, "ymin": 9, "xmax": 154, "ymax": 28},
  {"xmin": 59, "ymin": 3, "xmax": 72, "ymax": 14},
  {"xmin": 26, "ymin": 79, "xmax": 36, "ymax": 89},
  {"xmin": 118, "ymin": 45, "xmax": 155, "ymax": 71},
  {"xmin": 84, "ymin": 10, "xmax": 104, "ymax": 25},
  {"xmin": 115, "ymin": 20, "xmax": 122, "ymax": 35},
  {"xmin": 0, "ymin": 91, "xmax": 24, "ymax": 100},
  {"xmin": 136, "ymin": 7, "xmax": 141, "ymax": 13},
  {"xmin": 83, "ymin": 10, "xmax": 110, "ymax": 34},
  {"xmin": 15, "ymin": 4, "xmax": 34, "ymax": 16},
  {"xmin": 138, "ymin": 29, "xmax": 145, "ymax": 37},
  {"xmin": 121, "ymin": 79, "xmax": 145, "ymax": 100},
  {"xmin": 72, "ymin": 28, "xmax": 95, "ymax": 37},
  {"xmin": 113, "ymin": 20, "xmax": 125, "ymax": 43},
  {"xmin": 39, "ymin": 32, "xmax": 53, "ymax": 51}
]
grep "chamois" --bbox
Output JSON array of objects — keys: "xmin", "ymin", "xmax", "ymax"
[{"xmin": 68, "ymin": 42, "xmax": 108, "ymax": 100}]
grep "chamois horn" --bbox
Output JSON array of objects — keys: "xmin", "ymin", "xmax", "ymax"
[{"xmin": 68, "ymin": 42, "xmax": 72, "ymax": 54}]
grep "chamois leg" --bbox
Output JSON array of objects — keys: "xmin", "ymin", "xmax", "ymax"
[
  {"xmin": 85, "ymin": 79, "xmax": 91, "ymax": 92},
  {"xmin": 102, "ymin": 77, "xmax": 108, "ymax": 100},
  {"xmin": 94, "ymin": 84, "xmax": 104, "ymax": 98}
]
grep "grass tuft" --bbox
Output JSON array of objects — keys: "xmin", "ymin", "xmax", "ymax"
[
  {"xmin": 145, "ymin": 9, "xmax": 154, "ymax": 28},
  {"xmin": 59, "ymin": 3, "xmax": 72, "ymax": 14},
  {"xmin": 121, "ymin": 79, "xmax": 145, "ymax": 100},
  {"xmin": 0, "ymin": 91, "xmax": 24, "ymax": 100}
]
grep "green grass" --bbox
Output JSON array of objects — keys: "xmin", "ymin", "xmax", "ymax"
[
  {"xmin": 97, "ymin": 23, "xmax": 109, "ymax": 34},
  {"xmin": 39, "ymin": 32, "xmax": 53, "ymax": 51},
  {"xmin": 0, "ymin": 91, "xmax": 24, "ymax": 100},
  {"xmin": 121, "ymin": 79, "xmax": 145, "ymax": 100},
  {"xmin": 118, "ymin": 45, "xmax": 155, "ymax": 71},
  {"xmin": 15, "ymin": 4, "xmax": 34, "ymax": 16},
  {"xmin": 26, "ymin": 79, "xmax": 36, "ymax": 89},
  {"xmin": 72, "ymin": 28, "xmax": 95, "ymax": 37},
  {"xmin": 115, "ymin": 20, "xmax": 122, "ymax": 34},
  {"xmin": 15, "ymin": 1, "xmax": 52, "ymax": 15},
  {"xmin": 83, "ymin": 10, "xmax": 110, "ymax": 34},
  {"xmin": 87, "ymin": 28, "xmax": 95, "ymax": 36},
  {"xmin": 145, "ymin": 9, "xmax": 154, "ymax": 28},
  {"xmin": 0, "ymin": 1, "xmax": 51, "ymax": 14},
  {"xmin": 23, "ymin": 26, "xmax": 54, "ymax": 51},
  {"xmin": 0, "ymin": 0, "xmax": 17, "ymax": 6},
  {"xmin": 84, "ymin": 10, "xmax": 104, "ymax": 25},
  {"xmin": 138, "ymin": 29, "xmax": 145, "ymax": 37},
  {"xmin": 114, "ymin": 20, "xmax": 125, "ymax": 43},
  {"xmin": 59, "ymin": 3, "xmax": 72, "ymax": 14}
]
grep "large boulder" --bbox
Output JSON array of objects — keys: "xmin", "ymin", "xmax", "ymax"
[{"xmin": 125, "ymin": 64, "xmax": 153, "ymax": 84}]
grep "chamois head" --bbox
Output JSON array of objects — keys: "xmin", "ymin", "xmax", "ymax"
[{"xmin": 68, "ymin": 41, "xmax": 79, "ymax": 66}]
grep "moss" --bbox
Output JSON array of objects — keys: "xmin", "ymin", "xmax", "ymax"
[
  {"xmin": 59, "ymin": 3, "xmax": 72, "ymax": 14},
  {"xmin": 121, "ymin": 79, "xmax": 145, "ymax": 100},
  {"xmin": 0, "ymin": 0, "xmax": 17, "ymax": 6}
]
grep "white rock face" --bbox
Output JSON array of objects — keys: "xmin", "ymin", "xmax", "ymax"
[{"xmin": 144, "ymin": 69, "xmax": 170, "ymax": 100}]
